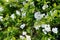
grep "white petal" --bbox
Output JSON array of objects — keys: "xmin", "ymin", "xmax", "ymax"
[
  {"xmin": 42, "ymin": 29, "xmax": 47, "ymax": 34},
  {"xmin": 22, "ymin": 31, "xmax": 27, "ymax": 35},
  {"xmin": 10, "ymin": 14, "xmax": 15, "ymax": 19},
  {"xmin": 22, "ymin": 12, "xmax": 26, "ymax": 18},
  {"xmin": 52, "ymin": 27, "xmax": 58, "ymax": 33},
  {"xmin": 20, "ymin": 24, "xmax": 25, "ymax": 29},
  {"xmin": 16, "ymin": 10, "xmax": 20, "ymax": 15},
  {"xmin": 0, "ymin": 6, "xmax": 4, "ymax": 12},
  {"xmin": 20, "ymin": 35, "xmax": 25, "ymax": 39},
  {"xmin": 26, "ymin": 35, "xmax": 31, "ymax": 40}
]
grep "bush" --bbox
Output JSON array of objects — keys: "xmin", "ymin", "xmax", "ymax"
[{"xmin": 0, "ymin": 0, "xmax": 60, "ymax": 40}]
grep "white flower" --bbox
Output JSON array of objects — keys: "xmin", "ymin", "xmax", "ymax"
[
  {"xmin": 34, "ymin": 27, "xmax": 39, "ymax": 30},
  {"xmin": 22, "ymin": 12, "xmax": 26, "ymax": 18},
  {"xmin": 41, "ymin": 24, "xmax": 46, "ymax": 28},
  {"xmin": 22, "ymin": 31, "xmax": 27, "ymax": 35},
  {"xmin": 0, "ymin": 6, "xmax": 4, "ymax": 12},
  {"xmin": 34, "ymin": 25, "xmax": 40, "ymax": 30},
  {"xmin": 42, "ymin": 29, "xmax": 47, "ymax": 34},
  {"xmin": 50, "ymin": 11, "xmax": 52, "ymax": 13},
  {"xmin": 41, "ymin": 24, "xmax": 50, "ymax": 28},
  {"xmin": 6, "ymin": 0, "xmax": 9, "ymax": 2},
  {"xmin": 16, "ymin": 10, "xmax": 20, "ymax": 15},
  {"xmin": 42, "ymin": 4, "xmax": 48, "ymax": 10},
  {"xmin": 23, "ymin": 1, "xmax": 26, "ymax": 5},
  {"xmin": 20, "ymin": 35, "xmax": 25, "ymax": 40},
  {"xmin": 48, "ymin": 38, "xmax": 51, "ymax": 40},
  {"xmin": 52, "ymin": 27, "xmax": 58, "ymax": 33},
  {"xmin": 26, "ymin": 35, "xmax": 31, "ymax": 40},
  {"xmin": 10, "ymin": 14, "xmax": 15, "ymax": 19},
  {"xmin": 45, "ymin": 25, "xmax": 51, "ymax": 32},
  {"xmin": 10, "ymin": 4, "xmax": 12, "ymax": 7},
  {"xmin": 20, "ymin": 24, "xmax": 25, "ymax": 29},
  {"xmin": 0, "ymin": 16, "xmax": 3, "ymax": 21},
  {"xmin": 34, "ymin": 12, "xmax": 45, "ymax": 20},
  {"xmin": 0, "ymin": 16, "xmax": 3, "ymax": 19},
  {"xmin": 0, "ymin": 28, "xmax": 2, "ymax": 30},
  {"xmin": 26, "ymin": 0, "xmax": 30, "ymax": 1},
  {"xmin": 42, "ymin": 24, "xmax": 51, "ymax": 32}
]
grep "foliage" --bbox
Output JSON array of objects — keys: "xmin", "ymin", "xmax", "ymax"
[{"xmin": 0, "ymin": 0, "xmax": 60, "ymax": 40}]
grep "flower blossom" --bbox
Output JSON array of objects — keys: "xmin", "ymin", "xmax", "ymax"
[
  {"xmin": 0, "ymin": 6, "xmax": 4, "ymax": 12},
  {"xmin": 22, "ymin": 31, "xmax": 27, "ymax": 35},
  {"xmin": 20, "ymin": 24, "xmax": 25, "ymax": 29},
  {"xmin": 52, "ymin": 27, "xmax": 58, "ymax": 33},
  {"xmin": 16, "ymin": 10, "xmax": 20, "ymax": 15},
  {"xmin": 10, "ymin": 14, "xmax": 15, "ymax": 19},
  {"xmin": 42, "ymin": 4, "xmax": 48, "ymax": 10},
  {"xmin": 26, "ymin": 35, "xmax": 31, "ymax": 40},
  {"xmin": 34, "ymin": 12, "xmax": 45, "ymax": 20},
  {"xmin": 42, "ymin": 24, "xmax": 51, "ymax": 34}
]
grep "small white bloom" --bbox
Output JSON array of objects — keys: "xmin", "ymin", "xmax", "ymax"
[
  {"xmin": 22, "ymin": 12, "xmax": 26, "ymax": 18},
  {"xmin": 48, "ymin": 38, "xmax": 50, "ymax": 40},
  {"xmin": 52, "ymin": 27, "xmax": 58, "ymax": 33},
  {"xmin": 26, "ymin": 35, "xmax": 31, "ymax": 40},
  {"xmin": 41, "ymin": 24, "xmax": 50, "ymax": 28},
  {"xmin": 42, "ymin": 4, "xmax": 48, "ymax": 10},
  {"xmin": 42, "ymin": 29, "xmax": 47, "ymax": 34},
  {"xmin": 41, "ymin": 24, "xmax": 51, "ymax": 32},
  {"xmin": 0, "ymin": 16, "xmax": 3, "ymax": 19},
  {"xmin": 0, "ymin": 28, "xmax": 2, "ymax": 30},
  {"xmin": 23, "ymin": 1, "xmax": 26, "ymax": 5},
  {"xmin": 0, "ymin": 6, "xmax": 4, "ymax": 12},
  {"xmin": 20, "ymin": 24, "xmax": 25, "ymax": 29},
  {"xmin": 42, "ymin": 13, "xmax": 45, "ymax": 16},
  {"xmin": 50, "ymin": 11, "xmax": 53, "ymax": 16},
  {"xmin": 6, "ymin": 0, "xmax": 9, "ymax": 2},
  {"xmin": 45, "ymin": 27, "xmax": 51, "ymax": 32},
  {"xmin": 34, "ymin": 25, "xmax": 40, "ymax": 30},
  {"xmin": 45, "ymin": 25, "xmax": 51, "ymax": 32},
  {"xmin": 22, "ymin": 31, "xmax": 27, "ymax": 35},
  {"xmin": 20, "ymin": 35, "xmax": 25, "ymax": 40},
  {"xmin": 16, "ymin": 10, "xmax": 20, "ymax": 15},
  {"xmin": 34, "ymin": 12, "xmax": 44, "ymax": 20},
  {"xmin": 34, "ymin": 26, "xmax": 39, "ymax": 30},
  {"xmin": 10, "ymin": 14, "xmax": 15, "ymax": 19},
  {"xmin": 0, "ymin": 16, "xmax": 3, "ymax": 21},
  {"xmin": 50, "ymin": 11, "xmax": 52, "ymax": 13},
  {"xmin": 10, "ymin": 4, "xmax": 12, "ymax": 7},
  {"xmin": 41, "ymin": 24, "xmax": 46, "ymax": 28},
  {"xmin": 26, "ymin": 0, "xmax": 30, "ymax": 1}
]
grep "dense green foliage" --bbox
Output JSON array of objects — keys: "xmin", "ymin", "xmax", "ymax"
[{"xmin": 0, "ymin": 0, "xmax": 60, "ymax": 40}]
